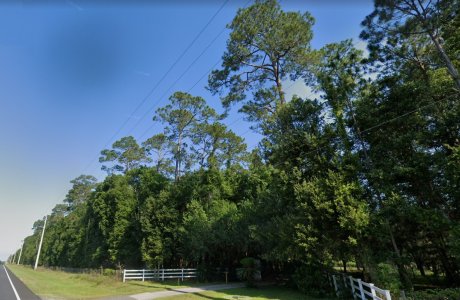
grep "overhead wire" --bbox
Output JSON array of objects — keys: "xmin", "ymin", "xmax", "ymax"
[
  {"xmin": 81, "ymin": 0, "xmax": 231, "ymax": 174},
  {"xmin": 78, "ymin": 0, "xmax": 455, "ymax": 176},
  {"xmin": 138, "ymin": 58, "xmax": 223, "ymax": 140},
  {"xmin": 136, "ymin": 0, "xmax": 254, "ymax": 141},
  {"xmin": 130, "ymin": 26, "xmax": 228, "ymax": 138},
  {"xmin": 245, "ymin": 92, "xmax": 458, "ymax": 166},
  {"xmin": 229, "ymin": 79, "xmax": 302, "ymax": 147}
]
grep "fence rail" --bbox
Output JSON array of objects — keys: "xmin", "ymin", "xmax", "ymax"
[
  {"xmin": 123, "ymin": 268, "xmax": 197, "ymax": 282},
  {"xmin": 329, "ymin": 273, "xmax": 391, "ymax": 300}
]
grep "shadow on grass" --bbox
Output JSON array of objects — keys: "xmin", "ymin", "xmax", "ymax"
[
  {"xmin": 125, "ymin": 281, "xmax": 169, "ymax": 288},
  {"xmin": 173, "ymin": 285, "xmax": 326, "ymax": 300},
  {"xmin": 185, "ymin": 292, "xmax": 228, "ymax": 300},
  {"xmin": 125, "ymin": 280, "xmax": 210, "ymax": 290}
]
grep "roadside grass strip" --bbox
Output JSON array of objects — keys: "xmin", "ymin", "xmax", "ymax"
[
  {"xmin": 7, "ymin": 264, "xmax": 196, "ymax": 299},
  {"xmin": 7, "ymin": 265, "xmax": 334, "ymax": 300}
]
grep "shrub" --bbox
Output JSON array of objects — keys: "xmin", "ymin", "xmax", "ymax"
[
  {"xmin": 102, "ymin": 268, "xmax": 116, "ymax": 276},
  {"xmin": 407, "ymin": 288, "xmax": 460, "ymax": 300},
  {"xmin": 374, "ymin": 263, "xmax": 402, "ymax": 292},
  {"xmin": 291, "ymin": 263, "xmax": 332, "ymax": 297},
  {"xmin": 236, "ymin": 257, "xmax": 261, "ymax": 287}
]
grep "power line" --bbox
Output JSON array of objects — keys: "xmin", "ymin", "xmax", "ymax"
[
  {"xmin": 138, "ymin": 58, "xmax": 222, "ymax": 140},
  {"xmin": 128, "ymin": 26, "xmax": 228, "ymax": 137},
  {"xmin": 137, "ymin": 0, "xmax": 255, "ymax": 141},
  {"xmin": 360, "ymin": 104, "xmax": 433, "ymax": 134},
  {"xmin": 227, "ymin": 116, "xmax": 244, "ymax": 127},
  {"xmin": 81, "ymin": 0, "xmax": 230, "ymax": 174},
  {"xmin": 225, "ymin": 79, "xmax": 303, "ymax": 146},
  {"xmin": 246, "ymin": 93, "xmax": 457, "ymax": 163}
]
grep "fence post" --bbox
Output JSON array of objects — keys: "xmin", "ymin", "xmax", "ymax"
[
  {"xmin": 181, "ymin": 268, "xmax": 184, "ymax": 281},
  {"xmin": 357, "ymin": 279, "xmax": 365, "ymax": 300},
  {"xmin": 123, "ymin": 270, "xmax": 125, "ymax": 283},
  {"xmin": 384, "ymin": 289, "xmax": 392, "ymax": 300},
  {"xmin": 142, "ymin": 269, "xmax": 145, "ymax": 282},
  {"xmin": 332, "ymin": 275, "xmax": 340, "ymax": 297},
  {"xmin": 162, "ymin": 269, "xmax": 165, "ymax": 281},
  {"xmin": 350, "ymin": 276, "xmax": 356, "ymax": 299},
  {"xmin": 369, "ymin": 283, "xmax": 377, "ymax": 299}
]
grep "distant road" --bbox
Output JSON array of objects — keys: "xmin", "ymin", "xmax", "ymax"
[{"xmin": 0, "ymin": 265, "xmax": 40, "ymax": 300}]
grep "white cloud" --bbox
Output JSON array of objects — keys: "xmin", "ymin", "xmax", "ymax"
[
  {"xmin": 283, "ymin": 78, "xmax": 316, "ymax": 101},
  {"xmin": 353, "ymin": 38, "xmax": 369, "ymax": 58}
]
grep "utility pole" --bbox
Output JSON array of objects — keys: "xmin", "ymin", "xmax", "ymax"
[
  {"xmin": 17, "ymin": 240, "xmax": 24, "ymax": 265},
  {"xmin": 34, "ymin": 215, "xmax": 47, "ymax": 270}
]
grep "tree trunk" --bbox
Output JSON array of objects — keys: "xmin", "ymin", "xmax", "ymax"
[
  {"xmin": 410, "ymin": 0, "xmax": 460, "ymax": 90},
  {"xmin": 436, "ymin": 240, "xmax": 459, "ymax": 286},
  {"xmin": 413, "ymin": 255, "xmax": 426, "ymax": 277},
  {"xmin": 273, "ymin": 59, "xmax": 285, "ymax": 105},
  {"xmin": 175, "ymin": 133, "xmax": 183, "ymax": 181},
  {"xmin": 387, "ymin": 221, "xmax": 414, "ymax": 290},
  {"xmin": 429, "ymin": 32, "xmax": 460, "ymax": 91},
  {"xmin": 276, "ymin": 76, "xmax": 285, "ymax": 105}
]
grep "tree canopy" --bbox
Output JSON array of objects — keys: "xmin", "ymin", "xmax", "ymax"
[
  {"xmin": 208, "ymin": 0, "xmax": 315, "ymax": 125},
  {"xmin": 12, "ymin": 0, "xmax": 460, "ymax": 294}
]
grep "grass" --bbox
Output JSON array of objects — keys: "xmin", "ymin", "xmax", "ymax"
[
  {"xmin": 156, "ymin": 286, "xmax": 332, "ymax": 300},
  {"xmin": 7, "ymin": 265, "xmax": 332, "ymax": 300},
  {"xmin": 7, "ymin": 264, "xmax": 195, "ymax": 299}
]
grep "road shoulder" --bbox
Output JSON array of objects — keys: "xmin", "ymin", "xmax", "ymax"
[{"xmin": 6, "ymin": 265, "xmax": 41, "ymax": 300}]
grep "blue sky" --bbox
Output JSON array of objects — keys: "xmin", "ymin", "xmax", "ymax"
[{"xmin": 0, "ymin": 0, "xmax": 374, "ymax": 260}]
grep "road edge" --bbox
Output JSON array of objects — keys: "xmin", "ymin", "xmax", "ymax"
[
  {"xmin": 5, "ymin": 265, "xmax": 41, "ymax": 300},
  {"xmin": 3, "ymin": 265, "xmax": 21, "ymax": 300}
]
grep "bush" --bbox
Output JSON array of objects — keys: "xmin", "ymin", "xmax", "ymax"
[
  {"xmin": 374, "ymin": 263, "xmax": 402, "ymax": 292},
  {"xmin": 236, "ymin": 257, "xmax": 261, "ymax": 287},
  {"xmin": 196, "ymin": 264, "xmax": 216, "ymax": 282},
  {"xmin": 102, "ymin": 268, "xmax": 116, "ymax": 276},
  {"xmin": 291, "ymin": 263, "xmax": 332, "ymax": 297},
  {"xmin": 407, "ymin": 288, "xmax": 460, "ymax": 300}
]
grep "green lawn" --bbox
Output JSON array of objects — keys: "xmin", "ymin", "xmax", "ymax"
[
  {"xmin": 7, "ymin": 264, "xmax": 193, "ymax": 299},
  {"xmin": 156, "ymin": 287, "xmax": 330, "ymax": 300},
  {"xmin": 7, "ymin": 265, "xmax": 331, "ymax": 300}
]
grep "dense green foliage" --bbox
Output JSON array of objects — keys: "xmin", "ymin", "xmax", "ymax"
[
  {"xmin": 11, "ymin": 0, "xmax": 460, "ymax": 295},
  {"xmin": 408, "ymin": 288, "xmax": 460, "ymax": 300}
]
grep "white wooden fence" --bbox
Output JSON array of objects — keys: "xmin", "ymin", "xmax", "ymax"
[
  {"xmin": 123, "ymin": 268, "xmax": 197, "ymax": 282},
  {"xmin": 329, "ymin": 273, "xmax": 392, "ymax": 300}
]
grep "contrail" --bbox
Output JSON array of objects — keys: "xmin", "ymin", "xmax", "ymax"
[
  {"xmin": 134, "ymin": 70, "xmax": 151, "ymax": 77},
  {"xmin": 66, "ymin": 0, "xmax": 83, "ymax": 12}
]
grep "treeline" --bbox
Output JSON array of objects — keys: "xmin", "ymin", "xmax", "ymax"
[{"xmin": 12, "ymin": 0, "xmax": 460, "ymax": 293}]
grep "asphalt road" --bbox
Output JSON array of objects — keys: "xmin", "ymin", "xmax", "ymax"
[{"xmin": 0, "ymin": 265, "xmax": 40, "ymax": 300}]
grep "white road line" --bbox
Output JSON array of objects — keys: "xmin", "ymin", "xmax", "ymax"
[{"xmin": 3, "ymin": 265, "xmax": 21, "ymax": 300}]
